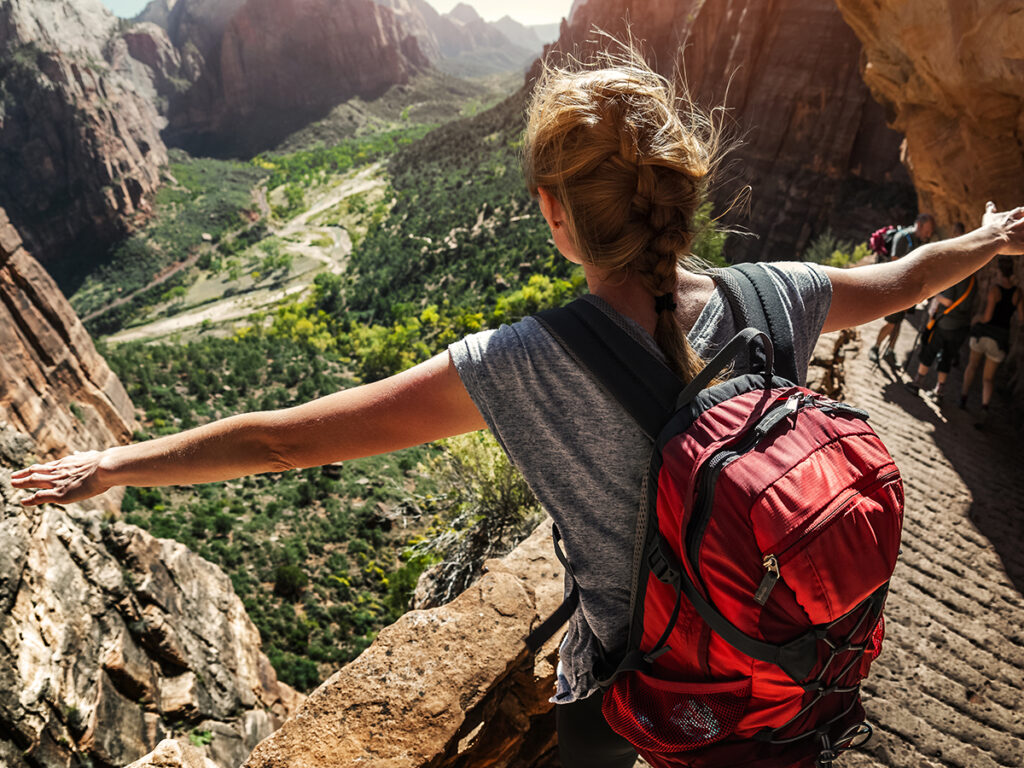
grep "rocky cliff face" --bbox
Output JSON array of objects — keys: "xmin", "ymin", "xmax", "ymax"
[
  {"xmin": 0, "ymin": 207, "xmax": 303, "ymax": 768},
  {"xmin": 133, "ymin": 0, "xmax": 428, "ymax": 155},
  {"xmin": 834, "ymin": 0, "xmax": 1024, "ymax": 417},
  {"xmin": 544, "ymin": 0, "xmax": 915, "ymax": 263},
  {"xmin": 835, "ymin": 0, "xmax": 1024, "ymax": 230},
  {"xmin": 0, "ymin": 207, "xmax": 134, "ymax": 511},
  {"xmin": 0, "ymin": 0, "xmax": 168, "ymax": 276},
  {"xmin": 0, "ymin": 435, "xmax": 303, "ymax": 768},
  {"xmin": 241, "ymin": 523, "xmax": 564, "ymax": 768}
]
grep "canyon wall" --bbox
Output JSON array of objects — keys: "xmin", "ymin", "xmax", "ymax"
[
  {"xmin": 0, "ymin": 208, "xmax": 303, "ymax": 768},
  {"xmin": 0, "ymin": 0, "xmax": 169, "ymax": 275},
  {"xmin": 543, "ymin": 0, "xmax": 916, "ymax": 263},
  {"xmin": 0, "ymin": 439, "xmax": 303, "ymax": 768},
  {"xmin": 134, "ymin": 0, "xmax": 430, "ymax": 154},
  {"xmin": 0, "ymin": 206, "xmax": 134, "ymax": 511},
  {"xmin": 835, "ymin": 0, "xmax": 1024, "ymax": 416}
]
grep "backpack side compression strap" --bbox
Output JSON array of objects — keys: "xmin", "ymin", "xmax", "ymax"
[
  {"xmin": 525, "ymin": 523, "xmax": 580, "ymax": 652},
  {"xmin": 712, "ymin": 264, "xmax": 801, "ymax": 385},
  {"xmin": 535, "ymin": 298, "xmax": 683, "ymax": 440}
]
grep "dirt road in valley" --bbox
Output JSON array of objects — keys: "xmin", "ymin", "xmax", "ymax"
[{"xmin": 105, "ymin": 165, "xmax": 384, "ymax": 344}]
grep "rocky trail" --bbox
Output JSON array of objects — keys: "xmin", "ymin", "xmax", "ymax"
[{"xmin": 804, "ymin": 320, "xmax": 1023, "ymax": 767}]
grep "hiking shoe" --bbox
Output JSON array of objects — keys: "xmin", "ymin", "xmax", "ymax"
[
  {"xmin": 930, "ymin": 388, "xmax": 945, "ymax": 406},
  {"xmin": 904, "ymin": 381, "xmax": 921, "ymax": 396},
  {"xmin": 974, "ymin": 407, "xmax": 990, "ymax": 430},
  {"xmin": 868, "ymin": 346, "xmax": 880, "ymax": 363}
]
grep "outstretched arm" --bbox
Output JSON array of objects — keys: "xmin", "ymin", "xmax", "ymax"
[
  {"xmin": 820, "ymin": 203, "xmax": 1024, "ymax": 333},
  {"xmin": 10, "ymin": 350, "xmax": 485, "ymax": 507}
]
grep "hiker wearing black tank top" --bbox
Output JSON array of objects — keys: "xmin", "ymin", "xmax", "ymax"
[{"xmin": 960, "ymin": 255, "xmax": 1024, "ymax": 425}]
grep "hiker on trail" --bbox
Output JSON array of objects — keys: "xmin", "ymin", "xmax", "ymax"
[
  {"xmin": 869, "ymin": 212, "xmax": 935, "ymax": 365},
  {"xmin": 959, "ymin": 255, "xmax": 1024, "ymax": 424},
  {"xmin": 905, "ymin": 265, "xmax": 979, "ymax": 403},
  {"xmin": 12, "ymin": 50, "xmax": 1024, "ymax": 768}
]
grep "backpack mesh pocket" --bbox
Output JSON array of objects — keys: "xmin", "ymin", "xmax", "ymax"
[{"xmin": 601, "ymin": 671, "xmax": 751, "ymax": 753}]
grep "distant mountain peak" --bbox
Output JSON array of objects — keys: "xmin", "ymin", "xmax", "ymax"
[{"xmin": 447, "ymin": 2, "xmax": 482, "ymax": 25}]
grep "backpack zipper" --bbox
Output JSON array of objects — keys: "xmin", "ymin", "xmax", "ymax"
[
  {"xmin": 754, "ymin": 467, "xmax": 900, "ymax": 605},
  {"xmin": 686, "ymin": 394, "xmax": 805, "ymax": 576},
  {"xmin": 753, "ymin": 555, "xmax": 780, "ymax": 605}
]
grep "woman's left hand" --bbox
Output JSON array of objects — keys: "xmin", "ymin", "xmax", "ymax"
[{"xmin": 9, "ymin": 450, "xmax": 111, "ymax": 507}]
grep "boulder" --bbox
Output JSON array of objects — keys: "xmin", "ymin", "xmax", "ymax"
[
  {"xmin": 123, "ymin": 738, "xmax": 219, "ymax": 768},
  {"xmin": 242, "ymin": 523, "xmax": 564, "ymax": 768}
]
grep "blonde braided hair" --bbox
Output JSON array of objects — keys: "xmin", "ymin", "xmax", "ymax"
[{"xmin": 524, "ymin": 49, "xmax": 723, "ymax": 382}]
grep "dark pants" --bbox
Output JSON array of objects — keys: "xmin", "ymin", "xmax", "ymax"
[
  {"xmin": 557, "ymin": 693, "xmax": 638, "ymax": 768},
  {"xmin": 919, "ymin": 326, "xmax": 969, "ymax": 374}
]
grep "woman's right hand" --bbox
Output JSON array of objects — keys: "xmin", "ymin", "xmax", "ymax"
[
  {"xmin": 10, "ymin": 450, "xmax": 111, "ymax": 507},
  {"xmin": 981, "ymin": 202, "xmax": 1024, "ymax": 254}
]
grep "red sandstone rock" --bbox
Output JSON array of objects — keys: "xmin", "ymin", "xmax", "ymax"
[
  {"xmin": 835, "ymin": 0, "xmax": 1024, "ymax": 418},
  {"xmin": 544, "ymin": 0, "xmax": 914, "ymax": 262},
  {"xmin": 218, "ymin": 0, "xmax": 428, "ymax": 118},
  {"xmin": 0, "ymin": 207, "xmax": 134, "ymax": 510},
  {"xmin": 143, "ymin": 0, "xmax": 428, "ymax": 152},
  {"xmin": 241, "ymin": 523, "xmax": 564, "ymax": 768},
  {"xmin": 0, "ymin": 0, "xmax": 168, "ymax": 267}
]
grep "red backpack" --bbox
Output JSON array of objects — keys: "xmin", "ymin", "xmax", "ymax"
[
  {"xmin": 868, "ymin": 225, "xmax": 906, "ymax": 263},
  {"xmin": 531, "ymin": 263, "xmax": 903, "ymax": 768}
]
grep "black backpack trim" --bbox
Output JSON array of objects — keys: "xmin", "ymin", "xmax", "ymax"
[{"xmin": 525, "ymin": 264, "xmax": 798, "ymax": 652}]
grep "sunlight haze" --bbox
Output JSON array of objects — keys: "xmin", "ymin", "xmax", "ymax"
[{"xmin": 100, "ymin": 0, "xmax": 571, "ymax": 26}]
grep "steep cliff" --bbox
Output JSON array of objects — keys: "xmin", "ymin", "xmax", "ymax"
[
  {"xmin": 0, "ymin": 207, "xmax": 134, "ymax": 510},
  {"xmin": 134, "ymin": 0, "xmax": 429, "ymax": 155},
  {"xmin": 545, "ymin": 0, "xmax": 915, "ymax": 262},
  {"xmin": 0, "ymin": 206, "xmax": 303, "ymax": 767},
  {"xmin": 834, "ymin": 0, "xmax": 1024, "ymax": 416},
  {"xmin": 241, "ymin": 523, "xmax": 564, "ymax": 768},
  {"xmin": 0, "ymin": 0, "xmax": 168, "ymax": 277},
  {"xmin": 0, "ymin": 281, "xmax": 289, "ymax": 767},
  {"xmin": 0, "ymin": 433, "xmax": 303, "ymax": 768}
]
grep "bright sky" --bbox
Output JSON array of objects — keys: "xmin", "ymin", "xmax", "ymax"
[{"xmin": 100, "ymin": 0, "xmax": 572, "ymax": 27}]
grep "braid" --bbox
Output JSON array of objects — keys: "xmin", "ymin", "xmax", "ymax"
[{"xmin": 524, "ymin": 47, "xmax": 725, "ymax": 383}]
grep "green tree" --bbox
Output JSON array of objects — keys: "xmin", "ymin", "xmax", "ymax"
[{"xmin": 274, "ymin": 564, "xmax": 309, "ymax": 600}]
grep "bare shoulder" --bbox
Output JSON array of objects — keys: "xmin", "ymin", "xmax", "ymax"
[{"xmin": 677, "ymin": 270, "xmax": 717, "ymax": 332}]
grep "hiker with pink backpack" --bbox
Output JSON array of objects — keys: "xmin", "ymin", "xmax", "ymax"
[
  {"xmin": 13, "ymin": 51, "xmax": 1024, "ymax": 768},
  {"xmin": 866, "ymin": 213, "xmax": 935, "ymax": 367}
]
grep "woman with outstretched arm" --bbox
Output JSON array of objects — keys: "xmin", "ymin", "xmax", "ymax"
[
  {"xmin": 11, "ymin": 53, "xmax": 1024, "ymax": 768},
  {"xmin": 12, "ymin": 203, "xmax": 1023, "ymax": 510}
]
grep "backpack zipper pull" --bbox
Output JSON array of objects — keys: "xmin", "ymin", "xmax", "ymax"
[{"xmin": 754, "ymin": 554, "xmax": 780, "ymax": 605}]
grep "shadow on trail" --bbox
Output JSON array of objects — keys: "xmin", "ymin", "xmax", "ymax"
[{"xmin": 889, "ymin": 348, "xmax": 1024, "ymax": 593}]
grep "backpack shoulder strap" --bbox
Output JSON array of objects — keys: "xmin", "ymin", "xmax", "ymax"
[
  {"xmin": 711, "ymin": 263, "xmax": 801, "ymax": 384},
  {"xmin": 535, "ymin": 298, "xmax": 683, "ymax": 440}
]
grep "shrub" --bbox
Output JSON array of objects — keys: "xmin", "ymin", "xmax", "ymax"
[{"xmin": 274, "ymin": 564, "xmax": 309, "ymax": 599}]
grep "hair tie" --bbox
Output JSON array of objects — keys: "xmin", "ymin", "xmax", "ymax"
[{"xmin": 654, "ymin": 293, "xmax": 677, "ymax": 313}]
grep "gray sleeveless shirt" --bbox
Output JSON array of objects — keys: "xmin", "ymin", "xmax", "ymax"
[{"xmin": 448, "ymin": 262, "xmax": 832, "ymax": 702}]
